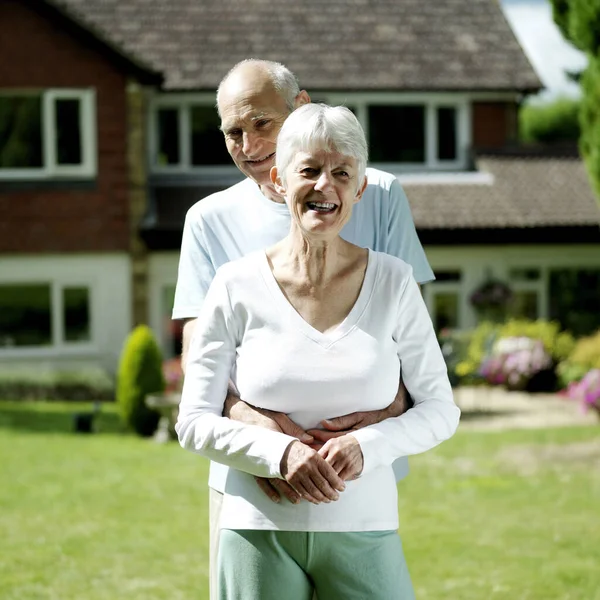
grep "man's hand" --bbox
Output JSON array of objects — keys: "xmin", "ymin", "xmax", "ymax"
[
  {"xmin": 224, "ymin": 394, "xmax": 313, "ymax": 443},
  {"xmin": 224, "ymin": 392, "xmax": 314, "ymax": 504},
  {"xmin": 307, "ymin": 381, "xmax": 410, "ymax": 449}
]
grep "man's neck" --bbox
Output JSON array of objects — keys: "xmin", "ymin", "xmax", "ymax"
[{"xmin": 259, "ymin": 182, "xmax": 286, "ymax": 204}]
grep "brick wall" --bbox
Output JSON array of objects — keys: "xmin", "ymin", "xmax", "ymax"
[
  {"xmin": 0, "ymin": 0, "xmax": 131, "ymax": 253},
  {"xmin": 471, "ymin": 101, "xmax": 519, "ymax": 150}
]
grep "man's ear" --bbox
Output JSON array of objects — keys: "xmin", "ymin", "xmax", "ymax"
[
  {"xmin": 354, "ymin": 176, "xmax": 368, "ymax": 204},
  {"xmin": 270, "ymin": 166, "xmax": 286, "ymax": 195},
  {"xmin": 294, "ymin": 90, "xmax": 310, "ymax": 109}
]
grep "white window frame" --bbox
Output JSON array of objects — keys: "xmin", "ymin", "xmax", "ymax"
[
  {"xmin": 148, "ymin": 93, "xmax": 239, "ymax": 176},
  {"xmin": 148, "ymin": 91, "xmax": 474, "ymax": 174},
  {"xmin": 0, "ymin": 279, "xmax": 96, "ymax": 356},
  {"xmin": 0, "ymin": 88, "xmax": 97, "ymax": 180}
]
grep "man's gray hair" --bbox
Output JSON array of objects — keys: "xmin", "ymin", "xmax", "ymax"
[
  {"xmin": 216, "ymin": 59, "xmax": 300, "ymax": 115},
  {"xmin": 276, "ymin": 104, "xmax": 368, "ymax": 187}
]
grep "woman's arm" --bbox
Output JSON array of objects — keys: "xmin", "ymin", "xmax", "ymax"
[
  {"xmin": 350, "ymin": 273, "xmax": 461, "ymax": 477},
  {"xmin": 175, "ymin": 270, "xmax": 297, "ymax": 479}
]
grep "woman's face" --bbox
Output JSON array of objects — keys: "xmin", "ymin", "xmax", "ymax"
[{"xmin": 273, "ymin": 148, "xmax": 367, "ymax": 239}]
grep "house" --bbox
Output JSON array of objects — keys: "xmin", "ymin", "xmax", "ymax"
[{"xmin": 0, "ymin": 0, "xmax": 598, "ymax": 373}]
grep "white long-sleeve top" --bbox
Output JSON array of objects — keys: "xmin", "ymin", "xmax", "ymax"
[{"xmin": 176, "ymin": 249, "xmax": 460, "ymax": 532}]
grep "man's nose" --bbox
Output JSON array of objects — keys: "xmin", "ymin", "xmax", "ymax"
[{"xmin": 242, "ymin": 132, "xmax": 259, "ymax": 156}]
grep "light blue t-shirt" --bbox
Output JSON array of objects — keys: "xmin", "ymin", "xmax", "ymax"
[{"xmin": 172, "ymin": 167, "xmax": 435, "ymax": 490}]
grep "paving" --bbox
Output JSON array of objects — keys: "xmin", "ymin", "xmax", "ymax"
[{"xmin": 454, "ymin": 386, "xmax": 598, "ymax": 431}]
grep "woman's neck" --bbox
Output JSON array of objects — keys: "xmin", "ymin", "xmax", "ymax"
[{"xmin": 271, "ymin": 226, "xmax": 349, "ymax": 287}]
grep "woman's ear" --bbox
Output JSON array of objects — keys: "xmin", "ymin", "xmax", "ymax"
[
  {"xmin": 270, "ymin": 166, "xmax": 287, "ymax": 196},
  {"xmin": 354, "ymin": 176, "xmax": 368, "ymax": 204}
]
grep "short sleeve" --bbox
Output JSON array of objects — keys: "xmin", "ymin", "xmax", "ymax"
[
  {"xmin": 386, "ymin": 179, "xmax": 435, "ymax": 284},
  {"xmin": 172, "ymin": 209, "xmax": 216, "ymax": 319}
]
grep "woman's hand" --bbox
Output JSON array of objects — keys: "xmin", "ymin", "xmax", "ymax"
[
  {"xmin": 318, "ymin": 434, "xmax": 364, "ymax": 481},
  {"xmin": 280, "ymin": 440, "xmax": 346, "ymax": 504}
]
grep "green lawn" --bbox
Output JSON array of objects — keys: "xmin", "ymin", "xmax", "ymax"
[{"xmin": 0, "ymin": 401, "xmax": 599, "ymax": 600}]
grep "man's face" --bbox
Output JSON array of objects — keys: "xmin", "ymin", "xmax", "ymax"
[{"xmin": 218, "ymin": 75, "xmax": 292, "ymax": 187}]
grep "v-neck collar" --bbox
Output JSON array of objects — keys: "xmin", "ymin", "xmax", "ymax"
[{"xmin": 258, "ymin": 249, "xmax": 379, "ymax": 348}]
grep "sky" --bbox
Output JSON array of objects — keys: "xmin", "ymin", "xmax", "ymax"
[{"xmin": 500, "ymin": 0, "xmax": 588, "ymax": 102}]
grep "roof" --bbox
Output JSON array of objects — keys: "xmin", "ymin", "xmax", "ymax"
[
  {"xmin": 51, "ymin": 0, "xmax": 541, "ymax": 92},
  {"xmin": 38, "ymin": 0, "xmax": 162, "ymax": 84},
  {"xmin": 406, "ymin": 149, "xmax": 600, "ymax": 231}
]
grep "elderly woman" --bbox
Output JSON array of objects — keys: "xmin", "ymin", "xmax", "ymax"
[{"xmin": 176, "ymin": 103, "xmax": 460, "ymax": 600}]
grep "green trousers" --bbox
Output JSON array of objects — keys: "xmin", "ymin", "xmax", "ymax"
[{"xmin": 217, "ymin": 529, "xmax": 415, "ymax": 600}]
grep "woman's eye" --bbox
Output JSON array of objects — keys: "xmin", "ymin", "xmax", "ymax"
[
  {"xmin": 227, "ymin": 129, "xmax": 242, "ymax": 139},
  {"xmin": 256, "ymin": 120, "xmax": 270, "ymax": 128},
  {"xmin": 337, "ymin": 171, "xmax": 350, "ymax": 178}
]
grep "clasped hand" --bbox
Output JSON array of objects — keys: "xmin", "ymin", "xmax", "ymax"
[{"xmin": 279, "ymin": 435, "xmax": 363, "ymax": 504}]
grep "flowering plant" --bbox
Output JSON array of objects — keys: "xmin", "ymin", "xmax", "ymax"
[
  {"xmin": 162, "ymin": 357, "xmax": 183, "ymax": 393},
  {"xmin": 479, "ymin": 336, "xmax": 552, "ymax": 390},
  {"xmin": 563, "ymin": 369, "xmax": 600, "ymax": 417}
]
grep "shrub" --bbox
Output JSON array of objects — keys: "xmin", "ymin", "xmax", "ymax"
[
  {"xmin": 563, "ymin": 369, "xmax": 600, "ymax": 418},
  {"xmin": 0, "ymin": 367, "xmax": 114, "ymax": 401},
  {"xmin": 558, "ymin": 329, "xmax": 600, "ymax": 387},
  {"xmin": 480, "ymin": 337, "xmax": 553, "ymax": 391},
  {"xmin": 455, "ymin": 319, "xmax": 575, "ymax": 389},
  {"xmin": 116, "ymin": 325, "xmax": 164, "ymax": 437}
]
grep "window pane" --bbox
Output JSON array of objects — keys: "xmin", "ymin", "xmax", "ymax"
[
  {"xmin": 511, "ymin": 291, "xmax": 538, "ymax": 320},
  {"xmin": 437, "ymin": 107, "xmax": 457, "ymax": 161},
  {"xmin": 0, "ymin": 96, "xmax": 43, "ymax": 169},
  {"xmin": 435, "ymin": 270, "xmax": 462, "ymax": 282},
  {"xmin": 433, "ymin": 292, "xmax": 459, "ymax": 332},
  {"xmin": 369, "ymin": 105, "xmax": 425, "ymax": 163},
  {"xmin": 0, "ymin": 284, "xmax": 51, "ymax": 347},
  {"xmin": 55, "ymin": 99, "xmax": 82, "ymax": 165},
  {"xmin": 549, "ymin": 269, "xmax": 600, "ymax": 336},
  {"xmin": 63, "ymin": 287, "xmax": 90, "ymax": 342},
  {"xmin": 190, "ymin": 106, "xmax": 231, "ymax": 165},
  {"xmin": 157, "ymin": 108, "xmax": 180, "ymax": 165}
]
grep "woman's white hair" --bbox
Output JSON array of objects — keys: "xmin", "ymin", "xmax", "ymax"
[
  {"xmin": 276, "ymin": 104, "xmax": 368, "ymax": 188},
  {"xmin": 216, "ymin": 59, "xmax": 300, "ymax": 115}
]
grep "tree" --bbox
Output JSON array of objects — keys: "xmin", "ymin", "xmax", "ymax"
[
  {"xmin": 551, "ymin": 0, "xmax": 600, "ymax": 204},
  {"xmin": 519, "ymin": 98, "xmax": 580, "ymax": 144}
]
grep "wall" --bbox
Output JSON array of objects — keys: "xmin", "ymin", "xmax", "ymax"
[{"xmin": 0, "ymin": 0, "xmax": 130, "ymax": 253}]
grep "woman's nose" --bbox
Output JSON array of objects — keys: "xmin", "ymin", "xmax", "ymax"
[{"xmin": 314, "ymin": 171, "xmax": 333, "ymax": 191}]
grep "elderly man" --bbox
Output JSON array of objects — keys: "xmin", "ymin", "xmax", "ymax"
[{"xmin": 172, "ymin": 59, "xmax": 434, "ymax": 599}]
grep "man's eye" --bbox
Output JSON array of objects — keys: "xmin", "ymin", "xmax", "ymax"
[
  {"xmin": 336, "ymin": 171, "xmax": 350, "ymax": 178},
  {"xmin": 301, "ymin": 168, "xmax": 318, "ymax": 175},
  {"xmin": 256, "ymin": 119, "xmax": 270, "ymax": 129},
  {"xmin": 226, "ymin": 129, "xmax": 242, "ymax": 138}
]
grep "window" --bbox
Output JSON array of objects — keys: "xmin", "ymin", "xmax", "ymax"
[
  {"xmin": 549, "ymin": 269, "xmax": 600, "ymax": 336},
  {"xmin": 0, "ymin": 282, "xmax": 91, "ymax": 349},
  {"xmin": 152, "ymin": 99, "xmax": 231, "ymax": 170},
  {"xmin": 0, "ymin": 89, "xmax": 96, "ymax": 179},
  {"xmin": 369, "ymin": 105, "xmax": 425, "ymax": 163},
  {"xmin": 149, "ymin": 93, "xmax": 469, "ymax": 173},
  {"xmin": 425, "ymin": 270, "xmax": 463, "ymax": 333}
]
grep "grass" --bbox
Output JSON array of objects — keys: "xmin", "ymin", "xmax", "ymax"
[{"xmin": 0, "ymin": 401, "xmax": 599, "ymax": 600}]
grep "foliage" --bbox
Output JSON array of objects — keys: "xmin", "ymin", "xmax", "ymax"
[
  {"xmin": 479, "ymin": 337, "xmax": 553, "ymax": 391},
  {"xmin": 116, "ymin": 325, "xmax": 164, "ymax": 437},
  {"xmin": 455, "ymin": 321, "xmax": 499, "ymax": 382},
  {"xmin": 0, "ymin": 367, "xmax": 114, "ymax": 401},
  {"xmin": 563, "ymin": 369, "xmax": 600, "ymax": 416},
  {"xmin": 519, "ymin": 97, "xmax": 581, "ymax": 143},
  {"xmin": 551, "ymin": 0, "xmax": 600, "ymax": 204},
  {"xmin": 558, "ymin": 328, "xmax": 600, "ymax": 386},
  {"xmin": 455, "ymin": 319, "xmax": 575, "ymax": 387}
]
